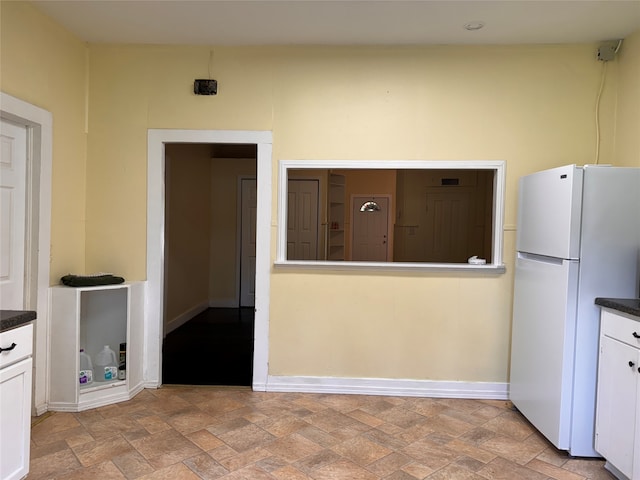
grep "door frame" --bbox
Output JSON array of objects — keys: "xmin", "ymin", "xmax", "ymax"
[
  {"xmin": 147, "ymin": 130, "xmax": 272, "ymax": 390},
  {"xmin": 0, "ymin": 92, "xmax": 53, "ymax": 414},
  {"xmin": 349, "ymin": 193, "xmax": 392, "ymax": 261}
]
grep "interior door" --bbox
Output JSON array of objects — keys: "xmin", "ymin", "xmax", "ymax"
[
  {"xmin": 352, "ymin": 196, "xmax": 389, "ymax": 261},
  {"xmin": 0, "ymin": 119, "xmax": 27, "ymax": 309},
  {"xmin": 422, "ymin": 189, "xmax": 470, "ymax": 262},
  {"xmin": 287, "ymin": 180, "xmax": 319, "ymax": 260},
  {"xmin": 240, "ymin": 178, "xmax": 257, "ymax": 307}
]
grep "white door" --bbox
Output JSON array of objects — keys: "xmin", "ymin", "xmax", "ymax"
[
  {"xmin": 352, "ymin": 196, "xmax": 389, "ymax": 262},
  {"xmin": 594, "ymin": 335, "xmax": 638, "ymax": 479},
  {"xmin": 516, "ymin": 165, "xmax": 583, "ymax": 259},
  {"xmin": 0, "ymin": 120, "xmax": 27, "ymax": 309},
  {"xmin": 287, "ymin": 180, "xmax": 319, "ymax": 260},
  {"xmin": 510, "ymin": 253, "xmax": 580, "ymax": 451},
  {"xmin": 0, "ymin": 357, "xmax": 32, "ymax": 480},
  {"xmin": 240, "ymin": 178, "xmax": 257, "ymax": 307}
]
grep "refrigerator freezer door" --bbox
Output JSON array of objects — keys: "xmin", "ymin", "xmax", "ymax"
[
  {"xmin": 510, "ymin": 252, "xmax": 579, "ymax": 451},
  {"xmin": 516, "ymin": 165, "xmax": 583, "ymax": 260}
]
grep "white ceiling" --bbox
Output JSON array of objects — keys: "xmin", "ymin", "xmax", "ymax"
[{"xmin": 31, "ymin": 0, "xmax": 640, "ymax": 46}]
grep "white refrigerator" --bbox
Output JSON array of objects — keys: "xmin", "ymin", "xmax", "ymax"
[{"xmin": 510, "ymin": 164, "xmax": 640, "ymax": 457}]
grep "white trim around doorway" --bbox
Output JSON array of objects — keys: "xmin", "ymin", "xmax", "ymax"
[
  {"xmin": 146, "ymin": 129, "xmax": 272, "ymax": 391},
  {"xmin": 0, "ymin": 92, "xmax": 53, "ymax": 415}
]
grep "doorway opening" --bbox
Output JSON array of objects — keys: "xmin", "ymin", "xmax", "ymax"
[
  {"xmin": 147, "ymin": 129, "xmax": 272, "ymax": 390},
  {"xmin": 161, "ymin": 143, "xmax": 257, "ymax": 386}
]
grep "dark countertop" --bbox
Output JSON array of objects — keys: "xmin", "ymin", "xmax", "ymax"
[
  {"xmin": 595, "ymin": 298, "xmax": 640, "ymax": 318},
  {"xmin": 0, "ymin": 310, "xmax": 37, "ymax": 333}
]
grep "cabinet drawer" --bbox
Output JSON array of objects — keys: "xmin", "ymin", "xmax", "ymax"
[
  {"xmin": 0, "ymin": 323, "xmax": 33, "ymax": 368},
  {"xmin": 601, "ymin": 310, "xmax": 640, "ymax": 349}
]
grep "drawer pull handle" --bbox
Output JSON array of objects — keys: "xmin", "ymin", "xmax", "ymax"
[
  {"xmin": 633, "ymin": 332, "xmax": 640, "ymax": 339},
  {"xmin": 0, "ymin": 342, "xmax": 17, "ymax": 353},
  {"xmin": 630, "ymin": 361, "xmax": 636, "ymax": 368}
]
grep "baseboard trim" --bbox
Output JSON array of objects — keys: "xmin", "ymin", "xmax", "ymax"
[
  {"xmin": 48, "ymin": 382, "xmax": 146, "ymax": 412},
  {"xmin": 165, "ymin": 302, "xmax": 209, "ymax": 334},
  {"xmin": 35, "ymin": 403, "xmax": 48, "ymax": 416},
  {"xmin": 208, "ymin": 299, "xmax": 238, "ymax": 308},
  {"xmin": 263, "ymin": 375, "xmax": 509, "ymax": 400}
]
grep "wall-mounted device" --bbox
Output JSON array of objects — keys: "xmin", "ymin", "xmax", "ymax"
[
  {"xmin": 194, "ymin": 79, "xmax": 218, "ymax": 95},
  {"xmin": 596, "ymin": 40, "xmax": 622, "ymax": 62}
]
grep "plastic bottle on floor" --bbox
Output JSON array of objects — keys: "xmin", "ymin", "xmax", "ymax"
[
  {"xmin": 79, "ymin": 349, "xmax": 93, "ymax": 385},
  {"xmin": 94, "ymin": 345, "xmax": 118, "ymax": 381}
]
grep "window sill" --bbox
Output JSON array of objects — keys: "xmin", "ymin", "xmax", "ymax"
[{"xmin": 274, "ymin": 260, "xmax": 506, "ymax": 274}]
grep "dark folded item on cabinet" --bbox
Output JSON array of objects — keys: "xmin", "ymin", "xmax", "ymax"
[{"xmin": 61, "ymin": 274, "xmax": 125, "ymax": 287}]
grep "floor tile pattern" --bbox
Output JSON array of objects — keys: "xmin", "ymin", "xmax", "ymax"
[{"xmin": 28, "ymin": 387, "xmax": 614, "ymax": 479}]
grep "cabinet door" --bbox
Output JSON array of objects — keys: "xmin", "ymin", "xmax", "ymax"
[
  {"xmin": 595, "ymin": 335, "xmax": 638, "ymax": 479},
  {"xmin": 0, "ymin": 357, "xmax": 32, "ymax": 480}
]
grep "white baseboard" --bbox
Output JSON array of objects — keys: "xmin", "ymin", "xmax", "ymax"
[
  {"xmin": 208, "ymin": 299, "xmax": 238, "ymax": 308},
  {"xmin": 35, "ymin": 403, "xmax": 48, "ymax": 416},
  {"xmin": 165, "ymin": 302, "xmax": 209, "ymax": 334},
  {"xmin": 263, "ymin": 375, "xmax": 509, "ymax": 400},
  {"xmin": 48, "ymin": 382, "xmax": 145, "ymax": 412}
]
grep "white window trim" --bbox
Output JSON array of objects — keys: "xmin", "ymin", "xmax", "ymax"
[{"xmin": 275, "ymin": 160, "xmax": 506, "ymax": 273}]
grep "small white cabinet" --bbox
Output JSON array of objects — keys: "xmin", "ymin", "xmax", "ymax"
[
  {"xmin": 0, "ymin": 322, "xmax": 33, "ymax": 480},
  {"xmin": 49, "ymin": 283, "xmax": 144, "ymax": 412},
  {"xmin": 595, "ymin": 308, "xmax": 640, "ymax": 480}
]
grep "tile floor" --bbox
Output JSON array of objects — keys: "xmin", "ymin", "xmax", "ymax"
[{"xmin": 28, "ymin": 386, "xmax": 614, "ymax": 480}]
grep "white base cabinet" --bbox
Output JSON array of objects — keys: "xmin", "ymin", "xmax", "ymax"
[
  {"xmin": 595, "ymin": 309, "xmax": 640, "ymax": 480},
  {"xmin": 49, "ymin": 283, "xmax": 144, "ymax": 412},
  {"xmin": 0, "ymin": 323, "xmax": 33, "ymax": 480}
]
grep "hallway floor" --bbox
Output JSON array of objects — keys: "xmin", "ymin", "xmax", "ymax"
[
  {"xmin": 162, "ymin": 308, "xmax": 254, "ymax": 386},
  {"xmin": 28, "ymin": 386, "xmax": 613, "ymax": 480}
]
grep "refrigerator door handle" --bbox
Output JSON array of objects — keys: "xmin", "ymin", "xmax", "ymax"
[{"xmin": 517, "ymin": 251, "xmax": 567, "ymax": 265}]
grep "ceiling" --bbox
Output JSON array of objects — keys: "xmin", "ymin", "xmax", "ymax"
[{"xmin": 31, "ymin": 0, "xmax": 640, "ymax": 46}]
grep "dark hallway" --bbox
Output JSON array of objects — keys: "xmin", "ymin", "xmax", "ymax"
[{"xmin": 162, "ymin": 307, "xmax": 255, "ymax": 386}]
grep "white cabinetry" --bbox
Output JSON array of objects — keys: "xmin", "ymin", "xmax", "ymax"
[
  {"xmin": 49, "ymin": 283, "xmax": 144, "ymax": 412},
  {"xmin": 0, "ymin": 323, "xmax": 33, "ymax": 480},
  {"xmin": 595, "ymin": 309, "xmax": 640, "ymax": 480}
]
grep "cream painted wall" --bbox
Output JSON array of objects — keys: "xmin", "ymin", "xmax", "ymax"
[
  {"xmin": 0, "ymin": 1, "xmax": 87, "ymax": 282},
  {"xmin": 164, "ymin": 144, "xmax": 212, "ymax": 326},
  {"xmin": 615, "ymin": 30, "xmax": 640, "ymax": 167},
  {"xmin": 84, "ymin": 43, "xmax": 621, "ymax": 384}
]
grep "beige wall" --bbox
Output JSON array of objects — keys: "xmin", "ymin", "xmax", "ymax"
[
  {"xmin": 615, "ymin": 30, "xmax": 640, "ymax": 167},
  {"xmin": 0, "ymin": 1, "xmax": 87, "ymax": 282},
  {"xmin": 164, "ymin": 144, "xmax": 212, "ymax": 326},
  {"xmin": 5, "ymin": 2, "xmax": 640, "ymax": 384}
]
